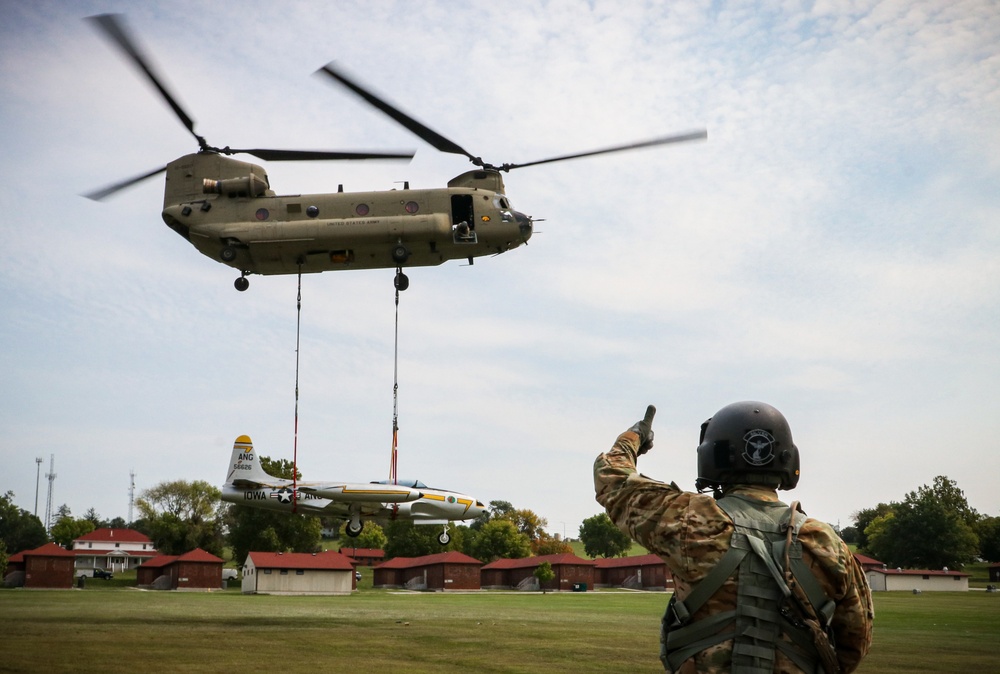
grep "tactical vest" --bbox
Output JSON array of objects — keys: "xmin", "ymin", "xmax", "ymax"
[{"xmin": 659, "ymin": 495, "xmax": 839, "ymax": 674}]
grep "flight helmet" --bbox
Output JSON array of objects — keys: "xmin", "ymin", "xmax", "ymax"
[{"xmin": 694, "ymin": 401, "xmax": 800, "ymax": 492}]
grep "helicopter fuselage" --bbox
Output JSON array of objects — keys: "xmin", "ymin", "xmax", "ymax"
[{"xmin": 160, "ymin": 154, "xmax": 532, "ymax": 277}]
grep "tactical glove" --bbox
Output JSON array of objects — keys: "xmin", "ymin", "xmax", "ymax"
[{"xmin": 629, "ymin": 405, "xmax": 656, "ymax": 455}]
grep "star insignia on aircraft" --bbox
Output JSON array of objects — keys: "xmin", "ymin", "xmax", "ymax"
[{"xmin": 270, "ymin": 488, "xmax": 295, "ymax": 504}]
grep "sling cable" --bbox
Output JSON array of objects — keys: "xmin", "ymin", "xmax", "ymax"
[
  {"xmin": 389, "ymin": 268, "xmax": 403, "ymax": 489},
  {"xmin": 290, "ymin": 265, "xmax": 303, "ymax": 513}
]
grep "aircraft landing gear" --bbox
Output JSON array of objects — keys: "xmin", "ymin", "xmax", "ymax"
[
  {"xmin": 234, "ymin": 274, "xmax": 249, "ymax": 292},
  {"xmin": 346, "ymin": 512, "xmax": 363, "ymax": 538},
  {"xmin": 437, "ymin": 524, "xmax": 451, "ymax": 546}
]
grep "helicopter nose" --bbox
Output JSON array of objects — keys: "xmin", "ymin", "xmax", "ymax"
[{"xmin": 513, "ymin": 210, "xmax": 533, "ymax": 242}]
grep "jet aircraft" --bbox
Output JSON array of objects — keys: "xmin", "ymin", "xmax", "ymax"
[{"xmin": 222, "ymin": 435, "xmax": 485, "ymax": 544}]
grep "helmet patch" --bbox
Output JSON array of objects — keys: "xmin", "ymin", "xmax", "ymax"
[{"xmin": 742, "ymin": 429, "xmax": 776, "ymax": 466}]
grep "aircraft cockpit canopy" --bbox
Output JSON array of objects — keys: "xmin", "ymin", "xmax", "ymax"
[{"xmin": 374, "ymin": 478, "xmax": 428, "ymax": 490}]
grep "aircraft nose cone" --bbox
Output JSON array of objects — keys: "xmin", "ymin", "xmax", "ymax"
[{"xmin": 513, "ymin": 210, "xmax": 533, "ymax": 241}]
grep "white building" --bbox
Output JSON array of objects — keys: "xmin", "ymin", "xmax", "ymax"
[
  {"xmin": 72, "ymin": 528, "xmax": 158, "ymax": 576},
  {"xmin": 866, "ymin": 567, "xmax": 970, "ymax": 592},
  {"xmin": 243, "ymin": 551, "xmax": 356, "ymax": 595}
]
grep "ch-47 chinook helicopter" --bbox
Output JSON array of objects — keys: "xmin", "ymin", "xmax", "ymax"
[{"xmin": 87, "ymin": 14, "xmax": 706, "ymax": 291}]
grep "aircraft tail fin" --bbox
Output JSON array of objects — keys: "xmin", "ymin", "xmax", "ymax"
[{"xmin": 225, "ymin": 435, "xmax": 275, "ymax": 485}]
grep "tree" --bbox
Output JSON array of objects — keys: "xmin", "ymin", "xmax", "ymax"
[
  {"xmin": 975, "ymin": 516, "xmax": 1000, "ymax": 563},
  {"xmin": 338, "ymin": 521, "xmax": 387, "ymax": 551},
  {"xmin": 465, "ymin": 519, "xmax": 530, "ymax": 563},
  {"xmin": 838, "ymin": 526, "xmax": 859, "ymax": 545},
  {"xmin": 50, "ymin": 516, "xmax": 95, "ymax": 548},
  {"xmin": 852, "ymin": 502, "xmax": 895, "ymax": 554},
  {"xmin": 384, "ymin": 520, "xmax": 462, "ymax": 558},
  {"xmin": 83, "ymin": 508, "xmax": 106, "ymax": 528},
  {"xmin": 579, "ymin": 513, "xmax": 632, "ymax": 559},
  {"xmin": 0, "ymin": 491, "xmax": 47, "ymax": 553},
  {"xmin": 226, "ymin": 456, "xmax": 322, "ymax": 565},
  {"xmin": 866, "ymin": 476, "xmax": 979, "ymax": 569},
  {"xmin": 505, "ymin": 508, "xmax": 547, "ymax": 542},
  {"xmin": 532, "ymin": 531, "xmax": 573, "ymax": 556},
  {"xmin": 534, "ymin": 561, "xmax": 555, "ymax": 594},
  {"xmin": 137, "ymin": 480, "xmax": 225, "ymax": 556}
]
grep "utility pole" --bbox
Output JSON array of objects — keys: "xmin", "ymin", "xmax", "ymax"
[
  {"xmin": 44, "ymin": 454, "xmax": 56, "ymax": 534},
  {"xmin": 34, "ymin": 457, "xmax": 43, "ymax": 518},
  {"xmin": 128, "ymin": 469, "xmax": 136, "ymax": 525}
]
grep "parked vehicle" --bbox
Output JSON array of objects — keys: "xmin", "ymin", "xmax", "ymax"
[{"xmin": 92, "ymin": 568, "xmax": 113, "ymax": 580}]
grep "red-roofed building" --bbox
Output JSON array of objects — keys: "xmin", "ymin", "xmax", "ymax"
[
  {"xmin": 243, "ymin": 550, "xmax": 356, "ymax": 595},
  {"xmin": 866, "ymin": 567, "xmax": 970, "ymax": 592},
  {"xmin": 23, "ymin": 543, "xmax": 77, "ymax": 589},
  {"xmin": 136, "ymin": 555, "xmax": 177, "ymax": 586},
  {"xmin": 338, "ymin": 547, "xmax": 385, "ymax": 567},
  {"xmin": 481, "ymin": 553, "xmax": 595, "ymax": 591},
  {"xmin": 71, "ymin": 528, "xmax": 158, "ymax": 577},
  {"xmin": 852, "ymin": 553, "xmax": 884, "ymax": 572},
  {"xmin": 135, "ymin": 548, "xmax": 222, "ymax": 590},
  {"xmin": 594, "ymin": 554, "xmax": 672, "ymax": 590},
  {"xmin": 373, "ymin": 551, "xmax": 482, "ymax": 590}
]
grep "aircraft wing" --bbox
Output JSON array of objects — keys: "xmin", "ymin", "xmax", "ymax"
[{"xmin": 297, "ymin": 482, "xmax": 422, "ymax": 503}]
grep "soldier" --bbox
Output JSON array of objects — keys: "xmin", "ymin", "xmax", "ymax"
[{"xmin": 594, "ymin": 402, "xmax": 873, "ymax": 673}]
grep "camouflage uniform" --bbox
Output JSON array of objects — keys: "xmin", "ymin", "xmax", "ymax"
[{"xmin": 594, "ymin": 429, "xmax": 873, "ymax": 673}]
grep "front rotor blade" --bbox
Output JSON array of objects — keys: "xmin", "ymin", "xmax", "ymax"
[
  {"xmin": 83, "ymin": 165, "xmax": 167, "ymax": 201},
  {"xmin": 234, "ymin": 148, "xmax": 415, "ymax": 162},
  {"xmin": 502, "ymin": 130, "xmax": 708, "ymax": 171},
  {"xmin": 87, "ymin": 14, "xmax": 200, "ymax": 143},
  {"xmin": 317, "ymin": 63, "xmax": 476, "ymax": 162}
]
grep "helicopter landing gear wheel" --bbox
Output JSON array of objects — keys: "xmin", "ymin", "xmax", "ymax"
[
  {"xmin": 220, "ymin": 246, "xmax": 237, "ymax": 262},
  {"xmin": 391, "ymin": 244, "xmax": 409, "ymax": 264},
  {"xmin": 394, "ymin": 269, "xmax": 409, "ymax": 291},
  {"xmin": 234, "ymin": 276, "xmax": 249, "ymax": 292}
]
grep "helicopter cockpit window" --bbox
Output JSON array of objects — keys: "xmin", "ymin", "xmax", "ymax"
[{"xmin": 494, "ymin": 195, "xmax": 513, "ymax": 222}]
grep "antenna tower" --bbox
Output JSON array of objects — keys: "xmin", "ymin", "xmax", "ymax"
[
  {"xmin": 128, "ymin": 469, "xmax": 136, "ymax": 524},
  {"xmin": 34, "ymin": 457, "xmax": 43, "ymax": 518},
  {"xmin": 44, "ymin": 454, "xmax": 56, "ymax": 534}
]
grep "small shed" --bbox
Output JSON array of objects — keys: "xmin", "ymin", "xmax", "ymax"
[
  {"xmin": 594, "ymin": 554, "xmax": 672, "ymax": 590},
  {"xmin": 988, "ymin": 563, "xmax": 1000, "ymax": 583},
  {"xmin": 171, "ymin": 548, "xmax": 224, "ymax": 590},
  {"xmin": 23, "ymin": 542, "xmax": 76, "ymax": 589},
  {"xmin": 373, "ymin": 551, "xmax": 482, "ymax": 590},
  {"xmin": 136, "ymin": 555, "xmax": 177, "ymax": 586},
  {"xmin": 243, "ymin": 550, "xmax": 356, "ymax": 595},
  {"xmin": 339, "ymin": 547, "xmax": 385, "ymax": 567},
  {"xmin": 481, "ymin": 553, "xmax": 595, "ymax": 591},
  {"xmin": 866, "ymin": 567, "xmax": 970, "ymax": 592}
]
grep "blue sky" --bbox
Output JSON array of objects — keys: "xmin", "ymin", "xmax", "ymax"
[{"xmin": 1, "ymin": 0, "xmax": 998, "ymax": 540}]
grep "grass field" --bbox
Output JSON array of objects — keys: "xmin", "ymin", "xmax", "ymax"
[{"xmin": 1, "ymin": 582, "xmax": 998, "ymax": 673}]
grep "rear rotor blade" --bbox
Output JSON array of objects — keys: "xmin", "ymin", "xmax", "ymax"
[
  {"xmin": 501, "ymin": 130, "xmax": 708, "ymax": 171},
  {"xmin": 317, "ymin": 63, "xmax": 478, "ymax": 163},
  {"xmin": 83, "ymin": 166, "xmax": 167, "ymax": 201},
  {"xmin": 87, "ymin": 14, "xmax": 203, "ymax": 147}
]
